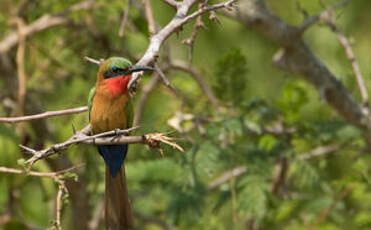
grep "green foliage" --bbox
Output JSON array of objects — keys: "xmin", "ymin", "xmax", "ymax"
[
  {"xmin": 238, "ymin": 175, "xmax": 268, "ymax": 220},
  {"xmin": 0, "ymin": 0, "xmax": 370, "ymax": 229},
  {"xmin": 213, "ymin": 48, "xmax": 248, "ymax": 106}
]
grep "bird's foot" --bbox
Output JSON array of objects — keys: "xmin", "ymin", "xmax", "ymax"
[{"xmin": 110, "ymin": 128, "xmax": 122, "ymax": 142}]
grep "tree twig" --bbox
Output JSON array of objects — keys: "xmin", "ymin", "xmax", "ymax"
[
  {"xmin": 170, "ymin": 60, "xmax": 219, "ymax": 109},
  {"xmin": 208, "ymin": 166, "xmax": 248, "ymax": 190},
  {"xmin": 0, "ymin": 1, "xmax": 95, "ymax": 53},
  {"xmin": 118, "ymin": 0, "xmax": 131, "ymax": 37},
  {"xmin": 128, "ymin": 0, "xmax": 236, "ymax": 91},
  {"xmin": 143, "ymin": 0, "xmax": 157, "ymax": 35},
  {"xmin": 298, "ymin": 144, "xmax": 340, "ymax": 160},
  {"xmin": 161, "ymin": 0, "xmax": 179, "ymax": 9},
  {"xmin": 133, "ymin": 73, "xmax": 161, "ymax": 127},
  {"xmin": 321, "ymin": 10, "xmax": 369, "ymax": 107},
  {"xmin": 0, "ymin": 164, "xmax": 83, "ymax": 178},
  {"xmin": 84, "ymin": 56, "xmax": 104, "ymax": 66},
  {"xmin": 297, "ymin": 0, "xmax": 349, "ymax": 33},
  {"xmin": 22, "ymin": 126, "xmax": 183, "ymax": 166},
  {"xmin": 182, "ymin": 12, "xmax": 206, "ymax": 63},
  {"xmin": 0, "ymin": 106, "xmax": 88, "ymax": 123},
  {"xmin": 223, "ymin": 0, "xmax": 371, "ymax": 132}
]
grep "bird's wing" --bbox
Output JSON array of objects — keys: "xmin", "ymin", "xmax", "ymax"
[{"xmin": 88, "ymin": 86, "xmax": 96, "ymax": 121}]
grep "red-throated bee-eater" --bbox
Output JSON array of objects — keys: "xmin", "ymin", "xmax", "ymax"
[{"xmin": 88, "ymin": 57, "xmax": 153, "ymax": 229}]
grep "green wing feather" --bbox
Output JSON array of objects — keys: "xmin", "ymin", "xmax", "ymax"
[{"xmin": 88, "ymin": 86, "xmax": 96, "ymax": 121}]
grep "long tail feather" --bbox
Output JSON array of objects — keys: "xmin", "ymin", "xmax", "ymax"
[{"xmin": 105, "ymin": 165, "xmax": 134, "ymax": 230}]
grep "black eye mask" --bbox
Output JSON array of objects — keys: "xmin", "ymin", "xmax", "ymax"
[{"xmin": 103, "ymin": 65, "xmax": 154, "ymax": 79}]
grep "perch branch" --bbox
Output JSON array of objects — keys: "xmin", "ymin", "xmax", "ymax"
[{"xmin": 21, "ymin": 126, "xmax": 183, "ymax": 166}]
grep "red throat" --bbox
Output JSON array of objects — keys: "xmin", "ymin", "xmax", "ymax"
[{"xmin": 104, "ymin": 75, "xmax": 131, "ymax": 96}]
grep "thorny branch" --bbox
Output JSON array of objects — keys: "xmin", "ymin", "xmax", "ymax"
[
  {"xmin": 182, "ymin": 12, "xmax": 206, "ymax": 63},
  {"xmin": 128, "ymin": 0, "xmax": 236, "ymax": 91},
  {"xmin": 21, "ymin": 126, "xmax": 183, "ymax": 166}
]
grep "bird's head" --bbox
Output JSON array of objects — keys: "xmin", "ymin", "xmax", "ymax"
[{"xmin": 97, "ymin": 57, "xmax": 153, "ymax": 95}]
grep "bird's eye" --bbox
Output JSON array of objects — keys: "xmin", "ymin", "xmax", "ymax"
[{"xmin": 111, "ymin": 67, "xmax": 120, "ymax": 73}]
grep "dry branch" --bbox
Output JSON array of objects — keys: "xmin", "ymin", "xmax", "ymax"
[
  {"xmin": 170, "ymin": 60, "xmax": 219, "ymax": 109},
  {"xmin": 321, "ymin": 11, "xmax": 369, "ymax": 107},
  {"xmin": 208, "ymin": 166, "xmax": 248, "ymax": 190},
  {"xmin": 0, "ymin": 1, "xmax": 94, "ymax": 53},
  {"xmin": 21, "ymin": 126, "xmax": 183, "ymax": 166},
  {"xmin": 143, "ymin": 0, "xmax": 157, "ymax": 35},
  {"xmin": 223, "ymin": 0, "xmax": 371, "ymax": 132},
  {"xmin": 128, "ymin": 0, "xmax": 236, "ymax": 91},
  {"xmin": 133, "ymin": 73, "xmax": 161, "ymax": 127},
  {"xmin": 0, "ymin": 164, "xmax": 83, "ymax": 178},
  {"xmin": 119, "ymin": 0, "xmax": 131, "ymax": 37},
  {"xmin": 298, "ymin": 144, "xmax": 340, "ymax": 160},
  {"xmin": 0, "ymin": 106, "xmax": 88, "ymax": 123}
]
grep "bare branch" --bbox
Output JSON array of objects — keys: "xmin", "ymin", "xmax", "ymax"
[
  {"xmin": 54, "ymin": 183, "xmax": 64, "ymax": 230},
  {"xmin": 298, "ymin": 144, "xmax": 340, "ymax": 160},
  {"xmin": 88, "ymin": 199, "xmax": 104, "ymax": 230},
  {"xmin": 208, "ymin": 166, "xmax": 248, "ymax": 190},
  {"xmin": 223, "ymin": 0, "xmax": 371, "ymax": 132},
  {"xmin": 133, "ymin": 73, "xmax": 161, "ymax": 127},
  {"xmin": 0, "ymin": 1, "xmax": 95, "ymax": 53},
  {"xmin": 0, "ymin": 164, "xmax": 83, "ymax": 178},
  {"xmin": 321, "ymin": 12, "xmax": 369, "ymax": 107},
  {"xmin": 84, "ymin": 56, "xmax": 104, "ymax": 65},
  {"xmin": 12, "ymin": 17, "xmax": 27, "ymax": 120},
  {"xmin": 170, "ymin": 60, "xmax": 219, "ymax": 109},
  {"xmin": 155, "ymin": 64, "xmax": 179, "ymax": 96},
  {"xmin": 128, "ymin": 0, "xmax": 236, "ymax": 91},
  {"xmin": 0, "ymin": 106, "xmax": 88, "ymax": 123},
  {"xmin": 22, "ymin": 126, "xmax": 182, "ymax": 165},
  {"xmin": 143, "ymin": 0, "xmax": 157, "ymax": 35},
  {"xmin": 182, "ymin": 13, "xmax": 206, "ymax": 63},
  {"xmin": 119, "ymin": 0, "xmax": 131, "ymax": 37},
  {"xmin": 162, "ymin": 0, "xmax": 179, "ymax": 9},
  {"xmin": 297, "ymin": 0, "xmax": 349, "ymax": 33}
]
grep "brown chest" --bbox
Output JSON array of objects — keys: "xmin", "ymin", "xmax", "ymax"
[{"xmin": 90, "ymin": 93, "xmax": 129, "ymax": 134}]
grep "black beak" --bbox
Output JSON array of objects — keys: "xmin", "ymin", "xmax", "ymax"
[{"xmin": 126, "ymin": 65, "xmax": 154, "ymax": 75}]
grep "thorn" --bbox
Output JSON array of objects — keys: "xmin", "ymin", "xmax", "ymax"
[
  {"xmin": 72, "ymin": 123, "xmax": 76, "ymax": 135},
  {"xmin": 19, "ymin": 144, "xmax": 36, "ymax": 154}
]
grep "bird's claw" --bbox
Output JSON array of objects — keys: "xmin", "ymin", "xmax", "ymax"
[{"xmin": 110, "ymin": 128, "xmax": 122, "ymax": 142}]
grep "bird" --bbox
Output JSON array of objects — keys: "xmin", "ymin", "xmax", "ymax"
[{"xmin": 88, "ymin": 57, "xmax": 153, "ymax": 229}]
